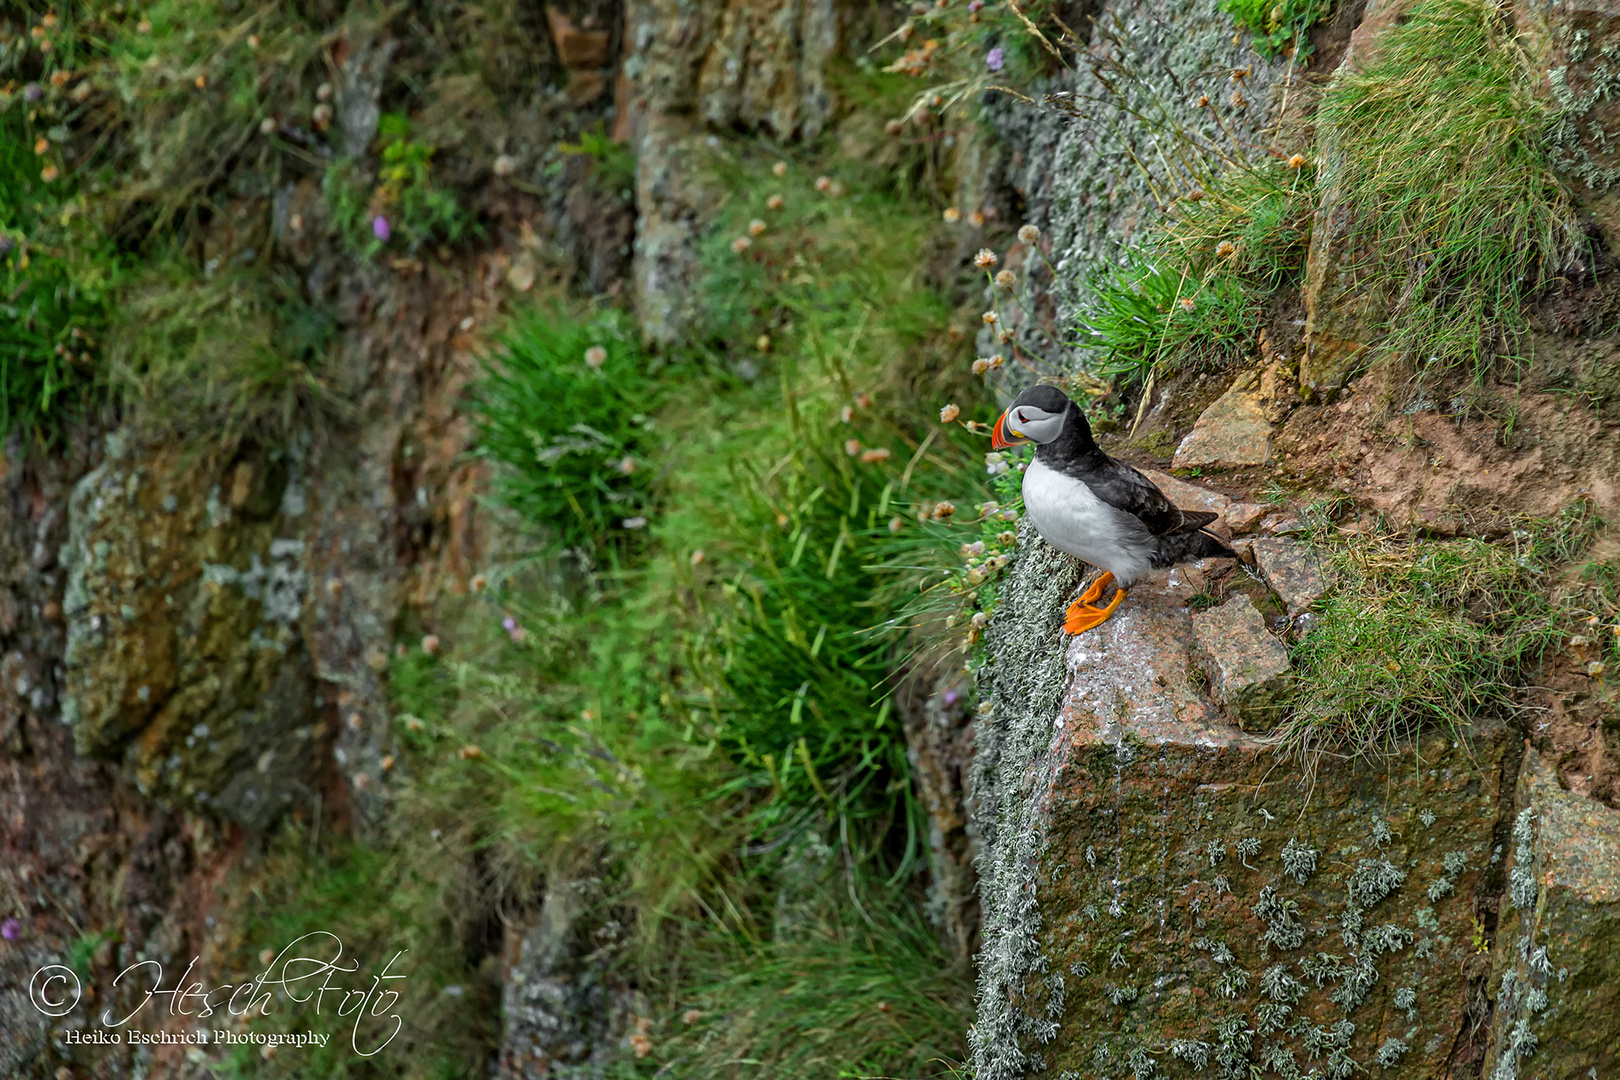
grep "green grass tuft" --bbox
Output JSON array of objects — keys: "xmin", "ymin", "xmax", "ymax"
[
  {"xmin": 1078, "ymin": 160, "xmax": 1314, "ymax": 390},
  {"xmin": 1270, "ymin": 508, "xmax": 1599, "ymax": 761},
  {"xmin": 325, "ymin": 114, "xmax": 474, "ymax": 259},
  {"xmin": 0, "ymin": 102, "xmax": 120, "ymax": 440},
  {"xmin": 557, "ymin": 122, "xmax": 637, "ymax": 197},
  {"xmin": 1315, "ymin": 0, "xmax": 1582, "ymax": 392},
  {"xmin": 470, "ymin": 306, "xmax": 655, "ymax": 556},
  {"xmin": 711, "ymin": 436, "xmax": 918, "ymax": 839},
  {"xmin": 387, "ymin": 138, "xmax": 988, "ymax": 1080},
  {"xmin": 661, "ymin": 917, "xmax": 971, "ymax": 1079},
  {"xmin": 213, "ymin": 830, "xmax": 498, "ymax": 1080},
  {"xmin": 1078, "ymin": 255, "xmax": 1256, "ymax": 387},
  {"xmin": 108, "ymin": 260, "xmax": 345, "ymax": 445}
]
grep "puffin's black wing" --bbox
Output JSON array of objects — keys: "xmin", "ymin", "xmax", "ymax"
[{"xmin": 1080, "ymin": 454, "xmax": 1217, "ymax": 537}]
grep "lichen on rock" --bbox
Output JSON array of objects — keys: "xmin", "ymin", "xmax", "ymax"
[
  {"xmin": 1487, "ymin": 750, "xmax": 1620, "ymax": 1079},
  {"xmin": 59, "ymin": 432, "xmax": 317, "ymax": 829}
]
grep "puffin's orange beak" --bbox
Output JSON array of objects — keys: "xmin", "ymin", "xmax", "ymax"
[{"xmin": 992, "ymin": 409, "xmax": 1030, "ymax": 450}]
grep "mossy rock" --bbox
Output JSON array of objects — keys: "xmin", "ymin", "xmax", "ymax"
[
  {"xmin": 972, "ymin": 535, "xmax": 1525, "ymax": 1078},
  {"xmin": 1487, "ymin": 750, "xmax": 1620, "ymax": 1080},
  {"xmin": 59, "ymin": 432, "xmax": 316, "ymax": 830}
]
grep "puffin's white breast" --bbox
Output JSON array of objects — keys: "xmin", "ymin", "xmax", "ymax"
[{"xmin": 1021, "ymin": 458, "xmax": 1154, "ymax": 585}]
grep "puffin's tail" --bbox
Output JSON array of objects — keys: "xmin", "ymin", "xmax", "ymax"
[{"xmin": 1150, "ymin": 528, "xmax": 1237, "ymax": 568}]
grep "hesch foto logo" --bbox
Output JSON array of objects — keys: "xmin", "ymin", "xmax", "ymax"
[{"xmin": 25, "ymin": 931, "xmax": 407, "ymax": 1056}]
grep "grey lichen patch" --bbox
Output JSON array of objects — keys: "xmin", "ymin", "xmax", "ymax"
[
  {"xmin": 1547, "ymin": 29, "xmax": 1620, "ymax": 190},
  {"xmin": 1376, "ymin": 1036, "xmax": 1409, "ymax": 1068},
  {"xmin": 1489, "ymin": 807, "xmax": 1545, "ymax": 1080},
  {"xmin": 1169, "ymin": 1038, "xmax": 1211, "ymax": 1069},
  {"xmin": 967, "ymin": 518, "xmax": 1084, "ymax": 1080},
  {"xmin": 1429, "ymin": 849, "xmax": 1469, "ymax": 901},
  {"xmin": 1281, "ymin": 837, "xmax": 1319, "ymax": 884},
  {"xmin": 1260, "ymin": 963, "xmax": 1306, "ymax": 1003},
  {"xmin": 1346, "ymin": 857, "xmax": 1407, "ymax": 909},
  {"xmin": 1254, "ymin": 886, "xmax": 1306, "ymax": 951},
  {"xmin": 1481, "ymin": 749, "xmax": 1620, "ymax": 1080},
  {"xmin": 1509, "ymin": 808, "xmax": 1538, "ymax": 911}
]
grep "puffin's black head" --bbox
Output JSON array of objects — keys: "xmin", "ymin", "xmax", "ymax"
[{"xmin": 992, "ymin": 385, "xmax": 1091, "ymax": 450}]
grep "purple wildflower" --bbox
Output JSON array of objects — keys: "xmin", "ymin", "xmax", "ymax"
[
  {"xmin": 24, "ymin": 83, "xmax": 43, "ymax": 102},
  {"xmin": 1, "ymin": 917, "xmax": 20, "ymax": 942},
  {"xmin": 943, "ymin": 690, "xmax": 960, "ymax": 705},
  {"xmin": 501, "ymin": 616, "xmax": 517, "ymax": 632},
  {"xmin": 968, "ymin": 0, "xmax": 984, "ymax": 9},
  {"xmin": 986, "ymin": 47, "xmax": 1005, "ymax": 72},
  {"xmin": 372, "ymin": 215, "xmax": 391, "ymax": 241}
]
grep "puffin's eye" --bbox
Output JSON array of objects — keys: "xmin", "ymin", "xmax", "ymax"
[{"xmin": 1017, "ymin": 410, "xmax": 1028, "ymax": 423}]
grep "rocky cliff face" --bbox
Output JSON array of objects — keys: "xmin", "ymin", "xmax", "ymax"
[
  {"xmin": 3, "ymin": 0, "xmax": 1618, "ymax": 1077},
  {"xmin": 968, "ymin": 0, "xmax": 1620, "ymax": 1076}
]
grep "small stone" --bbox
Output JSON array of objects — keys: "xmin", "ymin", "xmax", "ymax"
[
  {"xmin": 1223, "ymin": 502, "xmax": 1267, "ymax": 533},
  {"xmin": 1192, "ymin": 594, "xmax": 1290, "ymax": 725},
  {"xmin": 1141, "ymin": 470, "xmax": 1231, "ymax": 516},
  {"xmin": 1252, "ymin": 538, "xmax": 1325, "ymax": 616},
  {"xmin": 1173, "ymin": 368, "xmax": 1273, "ymax": 468},
  {"xmin": 1411, "ymin": 503, "xmax": 1462, "ymax": 536}
]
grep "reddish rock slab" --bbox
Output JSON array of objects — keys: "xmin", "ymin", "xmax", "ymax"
[
  {"xmin": 1142, "ymin": 470, "xmax": 1233, "ymax": 518},
  {"xmin": 1224, "ymin": 501, "xmax": 1269, "ymax": 533}
]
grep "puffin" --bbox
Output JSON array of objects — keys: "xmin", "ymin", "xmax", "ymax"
[{"xmin": 992, "ymin": 385, "xmax": 1236, "ymax": 634}]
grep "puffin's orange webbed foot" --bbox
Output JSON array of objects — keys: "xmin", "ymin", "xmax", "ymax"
[{"xmin": 1064, "ymin": 574, "xmax": 1128, "ymax": 635}]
